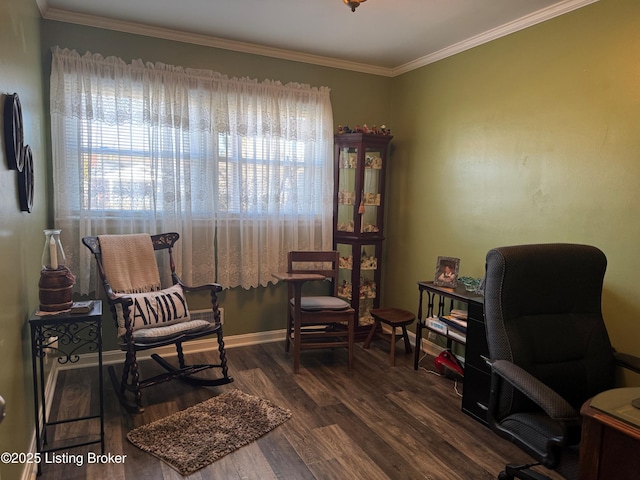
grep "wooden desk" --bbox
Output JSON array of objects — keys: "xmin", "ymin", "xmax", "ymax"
[
  {"xmin": 414, "ymin": 281, "xmax": 490, "ymax": 426},
  {"xmin": 579, "ymin": 388, "xmax": 640, "ymax": 480},
  {"xmin": 272, "ymin": 272, "xmax": 326, "ymax": 283},
  {"xmin": 271, "ymin": 272, "xmax": 326, "ymax": 310}
]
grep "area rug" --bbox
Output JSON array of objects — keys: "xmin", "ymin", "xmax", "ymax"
[{"xmin": 127, "ymin": 389, "xmax": 292, "ymax": 475}]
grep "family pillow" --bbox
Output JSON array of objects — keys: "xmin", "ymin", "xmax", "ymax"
[{"xmin": 114, "ymin": 283, "xmax": 190, "ymax": 338}]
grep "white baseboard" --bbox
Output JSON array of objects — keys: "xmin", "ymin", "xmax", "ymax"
[
  {"xmin": 58, "ymin": 328, "xmax": 447, "ymax": 371},
  {"xmin": 62, "ymin": 328, "xmax": 289, "ymax": 370}
]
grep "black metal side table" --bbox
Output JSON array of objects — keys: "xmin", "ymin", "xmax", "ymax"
[{"xmin": 29, "ymin": 301, "xmax": 104, "ymax": 475}]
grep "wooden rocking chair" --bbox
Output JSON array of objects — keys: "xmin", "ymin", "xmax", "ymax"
[{"xmin": 83, "ymin": 232, "xmax": 233, "ymax": 413}]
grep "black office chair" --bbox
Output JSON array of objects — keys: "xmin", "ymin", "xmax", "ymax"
[{"xmin": 483, "ymin": 243, "xmax": 640, "ymax": 480}]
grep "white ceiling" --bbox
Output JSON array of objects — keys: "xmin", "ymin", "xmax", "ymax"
[{"xmin": 38, "ymin": 0, "xmax": 597, "ymax": 76}]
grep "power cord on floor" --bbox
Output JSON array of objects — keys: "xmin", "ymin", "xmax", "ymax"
[{"xmin": 417, "ymin": 351, "xmax": 463, "ymax": 398}]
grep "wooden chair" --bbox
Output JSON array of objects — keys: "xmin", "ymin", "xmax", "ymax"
[
  {"xmin": 284, "ymin": 251, "xmax": 355, "ymax": 373},
  {"xmin": 82, "ymin": 232, "xmax": 233, "ymax": 413}
]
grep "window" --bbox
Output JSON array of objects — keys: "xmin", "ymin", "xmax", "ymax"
[{"xmin": 50, "ymin": 48, "xmax": 334, "ymax": 291}]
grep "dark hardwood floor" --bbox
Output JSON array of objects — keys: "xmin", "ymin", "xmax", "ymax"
[{"xmin": 40, "ymin": 339, "xmax": 564, "ymax": 480}]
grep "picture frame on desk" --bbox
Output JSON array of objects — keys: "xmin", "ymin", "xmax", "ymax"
[{"xmin": 434, "ymin": 256, "xmax": 460, "ymax": 288}]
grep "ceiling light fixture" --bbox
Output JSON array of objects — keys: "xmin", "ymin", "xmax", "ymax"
[{"xmin": 344, "ymin": 0, "xmax": 367, "ymax": 13}]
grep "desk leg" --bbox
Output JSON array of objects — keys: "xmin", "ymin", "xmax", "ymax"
[
  {"xmin": 97, "ymin": 319, "xmax": 105, "ymax": 453},
  {"xmin": 30, "ymin": 325, "xmax": 42, "ymax": 476},
  {"xmin": 579, "ymin": 413, "xmax": 602, "ymax": 480},
  {"xmin": 415, "ymin": 289, "xmax": 425, "ymax": 370},
  {"xmin": 293, "ymin": 284, "xmax": 302, "ymax": 374},
  {"xmin": 414, "ymin": 320, "xmax": 423, "ymax": 370}
]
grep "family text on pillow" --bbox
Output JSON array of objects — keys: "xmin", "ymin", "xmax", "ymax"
[{"xmin": 115, "ymin": 284, "xmax": 190, "ymax": 337}]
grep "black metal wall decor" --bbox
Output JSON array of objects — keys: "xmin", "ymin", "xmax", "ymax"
[
  {"xmin": 3, "ymin": 92, "xmax": 34, "ymax": 212},
  {"xmin": 4, "ymin": 93, "xmax": 24, "ymax": 171},
  {"xmin": 19, "ymin": 145, "xmax": 34, "ymax": 212}
]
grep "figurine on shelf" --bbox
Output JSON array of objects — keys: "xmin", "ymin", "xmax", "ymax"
[
  {"xmin": 339, "ymin": 151, "xmax": 356, "ymax": 168},
  {"xmin": 363, "ymin": 193, "xmax": 381, "ymax": 206},
  {"xmin": 359, "ymin": 279, "xmax": 377, "ymax": 299},
  {"xmin": 364, "ymin": 155, "xmax": 373, "ymax": 168},
  {"xmin": 338, "ymin": 280, "xmax": 352, "ymax": 301},
  {"xmin": 339, "ymin": 256, "xmax": 353, "ymax": 269},
  {"xmin": 365, "ymin": 155, "xmax": 382, "ymax": 169},
  {"xmin": 338, "ymin": 123, "xmax": 391, "ymax": 136},
  {"xmin": 361, "ymin": 255, "xmax": 377, "ymax": 270},
  {"xmin": 338, "ymin": 221, "xmax": 355, "ymax": 232},
  {"xmin": 338, "ymin": 190, "xmax": 356, "ymax": 205},
  {"xmin": 360, "ymin": 310, "xmax": 374, "ymax": 325},
  {"xmin": 366, "ymin": 279, "xmax": 377, "ymax": 298}
]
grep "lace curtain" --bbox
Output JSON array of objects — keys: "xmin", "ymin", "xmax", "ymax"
[{"xmin": 50, "ymin": 47, "xmax": 334, "ymax": 292}]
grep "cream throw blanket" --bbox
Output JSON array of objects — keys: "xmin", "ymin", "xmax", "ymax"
[{"xmin": 98, "ymin": 234, "xmax": 162, "ymax": 294}]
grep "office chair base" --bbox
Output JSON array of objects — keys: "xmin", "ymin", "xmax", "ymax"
[{"xmin": 498, "ymin": 463, "xmax": 551, "ymax": 480}]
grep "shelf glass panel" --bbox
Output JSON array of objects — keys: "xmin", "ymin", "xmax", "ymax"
[
  {"xmin": 337, "ymin": 146, "xmax": 357, "ymax": 232},
  {"xmin": 336, "ymin": 242, "xmax": 378, "ymax": 326},
  {"xmin": 337, "ymin": 243, "xmax": 353, "ymax": 300},
  {"xmin": 361, "ymin": 148, "xmax": 382, "ymax": 233},
  {"xmin": 360, "ymin": 206, "xmax": 380, "ymax": 233},
  {"xmin": 359, "ymin": 298, "xmax": 375, "ymax": 325}
]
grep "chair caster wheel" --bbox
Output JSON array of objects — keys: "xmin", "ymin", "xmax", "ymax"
[{"xmin": 498, "ymin": 472, "xmax": 514, "ymax": 480}]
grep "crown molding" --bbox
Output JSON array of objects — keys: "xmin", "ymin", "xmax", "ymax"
[
  {"xmin": 392, "ymin": 0, "xmax": 599, "ymax": 76},
  {"xmin": 39, "ymin": 0, "xmax": 598, "ymax": 78},
  {"xmin": 35, "ymin": 0, "xmax": 48, "ymax": 16},
  {"xmin": 39, "ymin": 6, "xmax": 394, "ymax": 77}
]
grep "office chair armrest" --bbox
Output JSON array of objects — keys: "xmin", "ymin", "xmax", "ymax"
[
  {"xmin": 491, "ymin": 359, "xmax": 579, "ymax": 422},
  {"xmin": 614, "ymin": 351, "xmax": 640, "ymax": 374}
]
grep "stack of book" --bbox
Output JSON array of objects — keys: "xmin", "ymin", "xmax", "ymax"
[
  {"xmin": 70, "ymin": 300, "xmax": 95, "ymax": 314},
  {"xmin": 427, "ymin": 316, "xmax": 448, "ymax": 334},
  {"xmin": 438, "ymin": 309, "xmax": 467, "ymax": 342}
]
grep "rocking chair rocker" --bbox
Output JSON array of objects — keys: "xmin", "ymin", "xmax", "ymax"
[{"xmin": 83, "ymin": 232, "xmax": 233, "ymax": 413}]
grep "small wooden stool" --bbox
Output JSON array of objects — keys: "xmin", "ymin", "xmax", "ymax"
[{"xmin": 363, "ymin": 307, "xmax": 415, "ymax": 366}]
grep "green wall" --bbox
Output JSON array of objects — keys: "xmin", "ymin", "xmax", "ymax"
[
  {"xmin": 386, "ymin": 0, "xmax": 640, "ymax": 380},
  {"xmin": 0, "ymin": 0, "xmax": 48, "ymax": 477}
]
